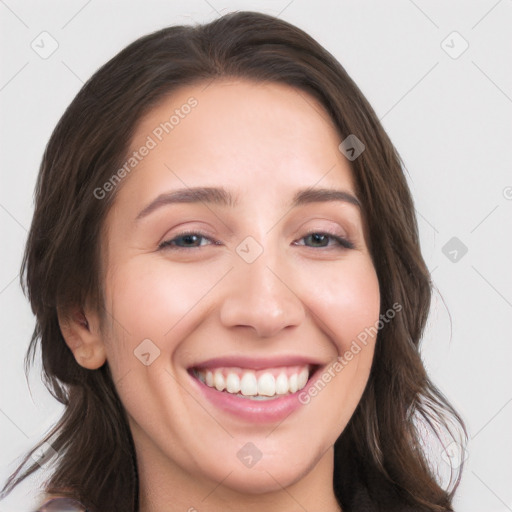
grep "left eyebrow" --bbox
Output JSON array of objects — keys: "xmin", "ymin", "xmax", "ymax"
[{"xmin": 134, "ymin": 185, "xmax": 360, "ymax": 222}]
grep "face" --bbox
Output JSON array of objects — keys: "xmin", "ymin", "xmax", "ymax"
[{"xmin": 99, "ymin": 79, "xmax": 380, "ymax": 496}]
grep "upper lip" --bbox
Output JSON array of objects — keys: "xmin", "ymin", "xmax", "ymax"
[{"xmin": 188, "ymin": 354, "xmax": 325, "ymax": 371}]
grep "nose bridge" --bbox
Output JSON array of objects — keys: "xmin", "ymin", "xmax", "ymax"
[{"xmin": 219, "ymin": 237, "xmax": 305, "ymax": 337}]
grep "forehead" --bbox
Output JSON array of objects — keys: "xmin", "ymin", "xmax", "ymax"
[{"xmin": 114, "ymin": 78, "xmax": 357, "ymax": 213}]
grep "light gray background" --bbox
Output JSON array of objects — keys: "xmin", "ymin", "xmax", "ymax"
[{"xmin": 1, "ymin": 1, "xmax": 511, "ymax": 511}]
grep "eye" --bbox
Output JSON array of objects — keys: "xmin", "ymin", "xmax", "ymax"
[
  {"xmin": 158, "ymin": 231, "xmax": 218, "ymax": 250},
  {"xmin": 294, "ymin": 231, "xmax": 354, "ymax": 250},
  {"xmin": 158, "ymin": 230, "xmax": 354, "ymax": 252}
]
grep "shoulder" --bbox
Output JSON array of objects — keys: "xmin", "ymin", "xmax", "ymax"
[{"xmin": 34, "ymin": 496, "xmax": 88, "ymax": 511}]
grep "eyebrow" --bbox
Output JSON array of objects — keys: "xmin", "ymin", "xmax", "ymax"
[{"xmin": 135, "ymin": 186, "xmax": 360, "ymax": 221}]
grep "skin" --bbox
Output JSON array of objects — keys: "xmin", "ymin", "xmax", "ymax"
[{"xmin": 59, "ymin": 79, "xmax": 381, "ymax": 512}]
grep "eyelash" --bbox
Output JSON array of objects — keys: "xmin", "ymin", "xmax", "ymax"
[{"xmin": 158, "ymin": 230, "xmax": 355, "ymax": 251}]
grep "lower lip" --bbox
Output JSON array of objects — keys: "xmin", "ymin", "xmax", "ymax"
[{"xmin": 188, "ymin": 367, "xmax": 322, "ymax": 423}]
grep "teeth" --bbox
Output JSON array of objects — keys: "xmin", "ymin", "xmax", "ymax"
[
  {"xmin": 214, "ymin": 371, "xmax": 225, "ymax": 392},
  {"xmin": 194, "ymin": 365, "xmax": 312, "ymax": 398},
  {"xmin": 275, "ymin": 372, "xmax": 288, "ymax": 395},
  {"xmin": 240, "ymin": 372, "xmax": 258, "ymax": 396},
  {"xmin": 289, "ymin": 374, "xmax": 298, "ymax": 393},
  {"xmin": 257, "ymin": 373, "xmax": 275, "ymax": 396},
  {"xmin": 298, "ymin": 368, "xmax": 308, "ymax": 389},
  {"xmin": 226, "ymin": 372, "xmax": 240, "ymax": 393}
]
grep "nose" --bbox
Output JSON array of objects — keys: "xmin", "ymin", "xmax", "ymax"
[{"xmin": 219, "ymin": 249, "xmax": 306, "ymax": 338}]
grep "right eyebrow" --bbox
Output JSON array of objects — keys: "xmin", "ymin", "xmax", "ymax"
[{"xmin": 135, "ymin": 187, "xmax": 238, "ymax": 221}]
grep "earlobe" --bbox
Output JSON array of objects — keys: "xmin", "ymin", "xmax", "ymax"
[{"xmin": 57, "ymin": 305, "xmax": 107, "ymax": 370}]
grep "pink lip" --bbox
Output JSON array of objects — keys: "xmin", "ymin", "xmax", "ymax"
[
  {"xmin": 187, "ymin": 363, "xmax": 324, "ymax": 423},
  {"xmin": 189, "ymin": 354, "xmax": 324, "ymax": 371}
]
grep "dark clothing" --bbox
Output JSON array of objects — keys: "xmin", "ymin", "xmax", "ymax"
[{"xmin": 34, "ymin": 497, "xmax": 88, "ymax": 512}]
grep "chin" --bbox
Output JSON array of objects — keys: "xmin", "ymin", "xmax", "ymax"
[
  {"xmin": 216, "ymin": 462, "xmax": 308, "ymax": 495},
  {"xmin": 196, "ymin": 440, "xmax": 324, "ymax": 496}
]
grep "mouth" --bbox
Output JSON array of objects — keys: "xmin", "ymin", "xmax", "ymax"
[
  {"xmin": 186, "ymin": 357, "xmax": 324, "ymax": 422},
  {"xmin": 190, "ymin": 364, "xmax": 318, "ymax": 401}
]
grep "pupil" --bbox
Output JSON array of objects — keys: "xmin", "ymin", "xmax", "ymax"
[
  {"xmin": 184, "ymin": 235, "xmax": 197, "ymax": 245},
  {"xmin": 312, "ymin": 234, "xmax": 326, "ymax": 246}
]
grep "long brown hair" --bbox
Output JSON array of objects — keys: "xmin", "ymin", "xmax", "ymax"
[{"xmin": 1, "ymin": 11, "xmax": 467, "ymax": 512}]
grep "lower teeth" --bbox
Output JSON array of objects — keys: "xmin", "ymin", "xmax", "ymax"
[{"xmin": 229, "ymin": 392, "xmax": 287, "ymax": 400}]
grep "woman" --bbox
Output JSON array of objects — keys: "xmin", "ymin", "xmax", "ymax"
[{"xmin": 1, "ymin": 11, "xmax": 467, "ymax": 512}]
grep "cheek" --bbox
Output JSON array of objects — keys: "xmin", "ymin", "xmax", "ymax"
[
  {"xmin": 289, "ymin": 257, "xmax": 380, "ymax": 437},
  {"xmin": 297, "ymin": 256, "xmax": 380, "ymax": 351},
  {"xmin": 101, "ymin": 259, "xmax": 191, "ymax": 368},
  {"xmin": 101, "ymin": 258, "xmax": 231, "ymax": 373},
  {"xmin": 105, "ymin": 258, "xmax": 214, "ymax": 333}
]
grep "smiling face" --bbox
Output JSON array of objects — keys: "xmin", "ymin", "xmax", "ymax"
[{"xmin": 92, "ymin": 79, "xmax": 380, "ymax": 505}]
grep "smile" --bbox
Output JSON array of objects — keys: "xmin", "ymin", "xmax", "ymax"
[
  {"xmin": 191, "ymin": 365, "xmax": 312, "ymax": 400},
  {"xmin": 187, "ymin": 356, "xmax": 324, "ymax": 422}
]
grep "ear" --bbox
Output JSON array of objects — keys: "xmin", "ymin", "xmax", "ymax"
[{"xmin": 57, "ymin": 304, "xmax": 107, "ymax": 370}]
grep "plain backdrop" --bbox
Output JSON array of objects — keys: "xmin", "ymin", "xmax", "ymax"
[{"xmin": 1, "ymin": 1, "xmax": 511, "ymax": 511}]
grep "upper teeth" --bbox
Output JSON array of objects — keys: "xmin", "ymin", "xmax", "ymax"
[{"xmin": 194, "ymin": 366, "xmax": 310, "ymax": 398}]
